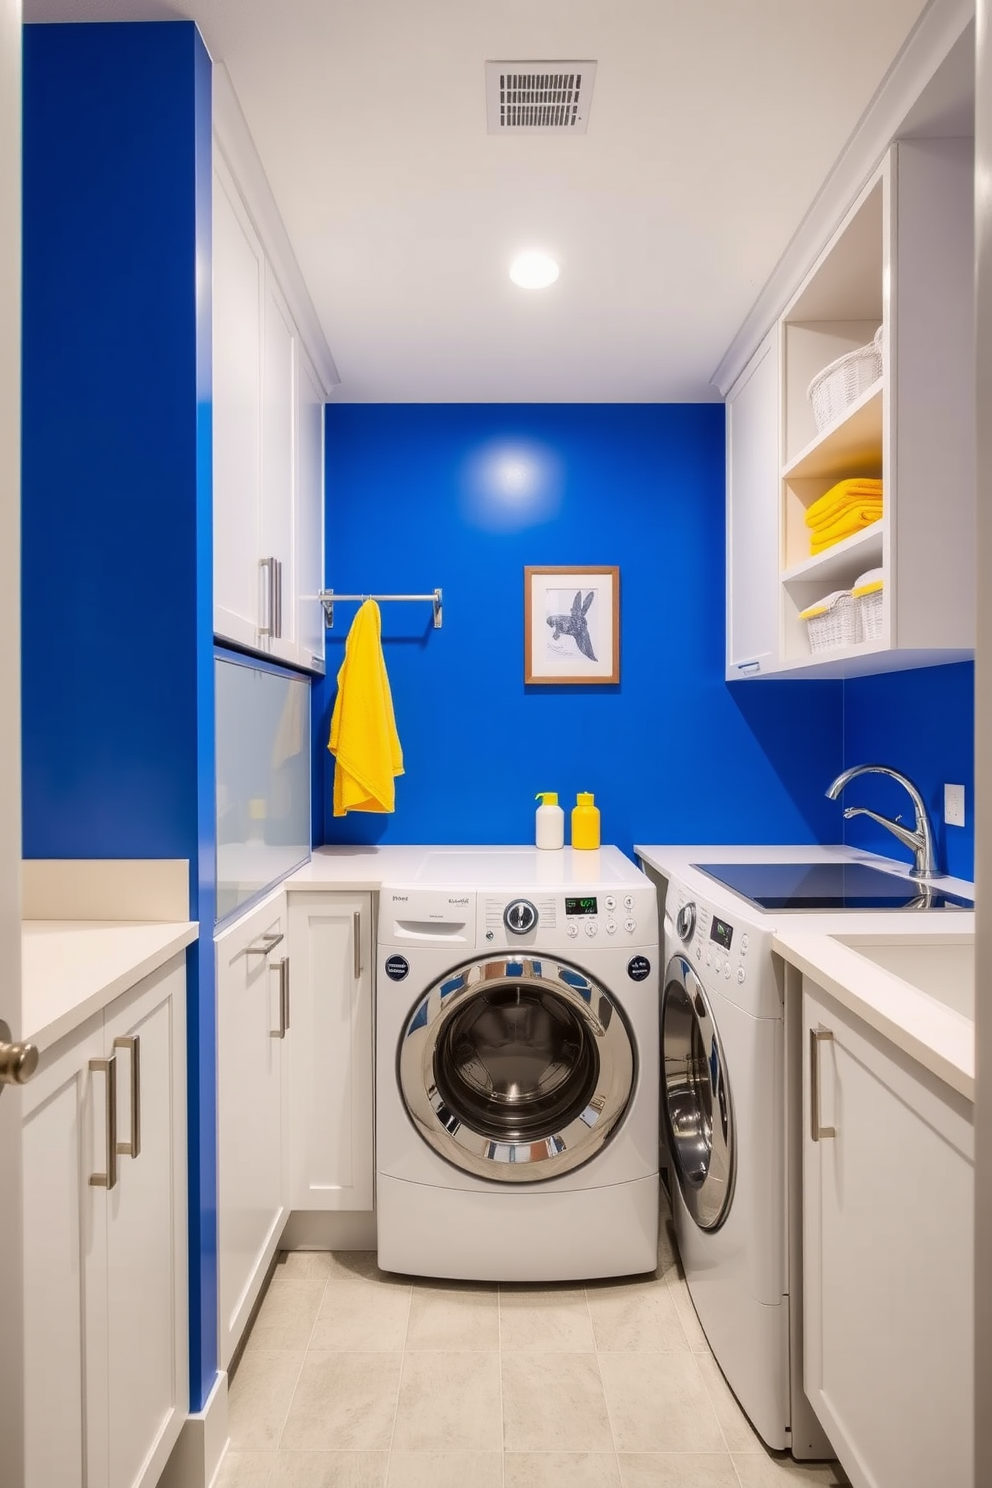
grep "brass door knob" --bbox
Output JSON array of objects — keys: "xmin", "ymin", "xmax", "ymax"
[{"xmin": 0, "ymin": 1019, "xmax": 39, "ymax": 1088}]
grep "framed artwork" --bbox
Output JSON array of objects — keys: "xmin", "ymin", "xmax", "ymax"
[{"xmin": 524, "ymin": 566, "xmax": 620, "ymax": 684}]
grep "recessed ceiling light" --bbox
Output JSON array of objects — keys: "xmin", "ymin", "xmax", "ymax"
[{"xmin": 509, "ymin": 251, "xmax": 560, "ymax": 289}]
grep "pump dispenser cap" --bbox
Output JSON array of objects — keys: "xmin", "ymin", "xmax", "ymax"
[
  {"xmin": 536, "ymin": 792, "xmax": 558, "ymax": 805},
  {"xmin": 576, "ymin": 792, "xmax": 595, "ymax": 806}
]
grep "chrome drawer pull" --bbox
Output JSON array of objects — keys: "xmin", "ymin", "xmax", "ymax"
[
  {"xmin": 246, "ymin": 931, "xmax": 284, "ymax": 958},
  {"xmin": 113, "ymin": 1034, "xmax": 141, "ymax": 1160},
  {"xmin": 89, "ymin": 1054, "xmax": 118, "ymax": 1189},
  {"xmin": 810, "ymin": 1027, "xmax": 836, "ymax": 1142}
]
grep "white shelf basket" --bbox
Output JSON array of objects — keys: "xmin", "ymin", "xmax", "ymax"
[
  {"xmin": 852, "ymin": 566, "xmax": 884, "ymax": 642},
  {"xmin": 807, "ymin": 327, "xmax": 884, "ymax": 432},
  {"xmin": 799, "ymin": 589, "xmax": 861, "ymax": 653}
]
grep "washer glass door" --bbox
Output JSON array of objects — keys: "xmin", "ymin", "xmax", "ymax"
[
  {"xmin": 661, "ymin": 955, "xmax": 735, "ymax": 1230},
  {"xmin": 399, "ymin": 956, "xmax": 635, "ymax": 1182}
]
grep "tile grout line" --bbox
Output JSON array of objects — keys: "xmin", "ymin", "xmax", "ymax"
[
  {"xmin": 383, "ymin": 1276, "xmax": 414, "ymax": 1486},
  {"xmin": 586, "ymin": 1284, "xmax": 625, "ymax": 1485},
  {"xmin": 497, "ymin": 1283, "xmax": 506, "ymax": 1488}
]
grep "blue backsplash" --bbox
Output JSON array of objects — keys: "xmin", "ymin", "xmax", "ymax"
[
  {"xmin": 841, "ymin": 662, "xmax": 974, "ymax": 881},
  {"xmin": 318, "ymin": 404, "xmax": 845, "ymax": 855}
]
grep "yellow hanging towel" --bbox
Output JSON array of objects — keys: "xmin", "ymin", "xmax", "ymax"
[{"xmin": 329, "ymin": 599, "xmax": 404, "ymax": 816}]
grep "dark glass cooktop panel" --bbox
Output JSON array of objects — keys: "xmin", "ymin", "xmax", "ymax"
[{"xmin": 692, "ymin": 861, "xmax": 974, "ymax": 911}]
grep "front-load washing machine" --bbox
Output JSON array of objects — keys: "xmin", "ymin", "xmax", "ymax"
[{"xmin": 376, "ymin": 846, "xmax": 659, "ymax": 1281}]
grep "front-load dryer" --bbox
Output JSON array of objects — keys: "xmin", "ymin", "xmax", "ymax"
[
  {"xmin": 660, "ymin": 870, "xmax": 831, "ymax": 1459},
  {"xmin": 376, "ymin": 846, "xmax": 659, "ymax": 1281}
]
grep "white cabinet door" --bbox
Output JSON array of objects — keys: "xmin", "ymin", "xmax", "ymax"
[
  {"xmin": 296, "ymin": 349, "xmax": 326, "ymax": 673},
  {"xmin": 22, "ymin": 1013, "xmax": 105, "ymax": 1488},
  {"xmin": 104, "ymin": 961, "xmax": 187, "ymax": 1488},
  {"xmin": 288, "ymin": 892, "xmax": 373, "ymax": 1211},
  {"xmin": 803, "ymin": 982, "xmax": 973, "ymax": 1488},
  {"xmin": 726, "ymin": 331, "xmax": 781, "ymax": 678},
  {"xmin": 216, "ymin": 897, "xmax": 288, "ymax": 1368},
  {"xmin": 261, "ymin": 277, "xmax": 297, "ymax": 661},
  {"xmin": 22, "ymin": 960, "xmax": 187, "ymax": 1488},
  {"xmin": 213, "ymin": 156, "xmax": 264, "ymax": 654}
]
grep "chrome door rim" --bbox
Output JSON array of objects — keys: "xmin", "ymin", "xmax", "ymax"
[
  {"xmin": 661, "ymin": 955, "xmax": 735, "ymax": 1230},
  {"xmin": 398, "ymin": 955, "xmax": 636, "ymax": 1183}
]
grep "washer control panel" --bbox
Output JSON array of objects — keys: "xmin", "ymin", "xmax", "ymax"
[
  {"xmin": 479, "ymin": 885, "xmax": 655, "ymax": 949},
  {"xmin": 666, "ymin": 884, "xmax": 754, "ymax": 992}
]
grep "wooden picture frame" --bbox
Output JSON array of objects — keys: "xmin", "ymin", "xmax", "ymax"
[{"xmin": 524, "ymin": 566, "xmax": 620, "ymax": 684}]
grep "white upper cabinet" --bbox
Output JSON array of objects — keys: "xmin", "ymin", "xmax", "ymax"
[
  {"xmin": 213, "ymin": 157, "xmax": 264, "ymax": 656},
  {"xmin": 726, "ymin": 136, "xmax": 975, "ymax": 679},
  {"xmin": 297, "ymin": 349, "xmax": 327, "ymax": 672},
  {"xmin": 212, "ymin": 142, "xmax": 327, "ymax": 675},
  {"xmin": 726, "ymin": 332, "xmax": 780, "ymax": 676}
]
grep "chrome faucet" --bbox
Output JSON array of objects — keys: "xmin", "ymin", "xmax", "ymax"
[{"xmin": 825, "ymin": 764, "xmax": 940, "ymax": 880}]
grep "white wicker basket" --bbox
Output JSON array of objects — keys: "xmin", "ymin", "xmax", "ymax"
[
  {"xmin": 807, "ymin": 327, "xmax": 884, "ymax": 432},
  {"xmin": 799, "ymin": 589, "xmax": 861, "ymax": 653},
  {"xmin": 852, "ymin": 566, "xmax": 884, "ymax": 642}
]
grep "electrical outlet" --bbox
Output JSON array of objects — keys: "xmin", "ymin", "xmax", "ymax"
[{"xmin": 944, "ymin": 783, "xmax": 965, "ymax": 828}]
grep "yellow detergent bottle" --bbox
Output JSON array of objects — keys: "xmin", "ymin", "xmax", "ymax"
[{"xmin": 571, "ymin": 792, "xmax": 601, "ymax": 850}]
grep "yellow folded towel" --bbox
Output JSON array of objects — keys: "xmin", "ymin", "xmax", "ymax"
[
  {"xmin": 810, "ymin": 506, "xmax": 883, "ymax": 552},
  {"xmin": 329, "ymin": 599, "xmax": 404, "ymax": 816},
  {"xmin": 806, "ymin": 478, "xmax": 883, "ymax": 530}
]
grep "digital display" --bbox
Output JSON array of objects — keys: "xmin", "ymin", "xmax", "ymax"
[
  {"xmin": 710, "ymin": 917, "xmax": 734, "ymax": 950},
  {"xmin": 565, "ymin": 896, "xmax": 598, "ymax": 916}
]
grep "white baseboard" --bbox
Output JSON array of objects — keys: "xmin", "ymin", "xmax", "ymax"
[
  {"xmin": 280, "ymin": 1209, "xmax": 377, "ymax": 1250},
  {"xmin": 159, "ymin": 1370, "xmax": 229, "ymax": 1488}
]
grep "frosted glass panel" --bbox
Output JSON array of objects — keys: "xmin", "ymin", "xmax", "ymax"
[{"xmin": 215, "ymin": 657, "xmax": 311, "ymax": 921}]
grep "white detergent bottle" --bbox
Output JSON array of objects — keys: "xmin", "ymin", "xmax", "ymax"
[{"xmin": 535, "ymin": 792, "xmax": 565, "ymax": 849}]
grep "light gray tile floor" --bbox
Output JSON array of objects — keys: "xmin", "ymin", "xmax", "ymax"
[{"xmin": 219, "ymin": 1201, "xmax": 848, "ymax": 1488}]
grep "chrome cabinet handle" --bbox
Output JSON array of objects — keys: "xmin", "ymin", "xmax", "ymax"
[
  {"xmin": 273, "ymin": 559, "xmax": 283, "ymax": 639},
  {"xmin": 89, "ymin": 1054, "xmax": 118, "ymax": 1189},
  {"xmin": 246, "ymin": 931, "xmax": 284, "ymax": 958},
  {"xmin": 809, "ymin": 1027, "xmax": 836, "ymax": 1142},
  {"xmin": 260, "ymin": 556, "xmax": 276, "ymax": 637},
  {"xmin": 270, "ymin": 957, "xmax": 290, "ymax": 1040},
  {"xmin": 279, "ymin": 957, "xmax": 290, "ymax": 1034},
  {"xmin": 353, "ymin": 911, "xmax": 362, "ymax": 979},
  {"xmin": 113, "ymin": 1034, "xmax": 141, "ymax": 1160},
  {"xmin": 0, "ymin": 1018, "xmax": 39, "ymax": 1090}
]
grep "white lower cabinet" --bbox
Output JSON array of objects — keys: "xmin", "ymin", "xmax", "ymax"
[
  {"xmin": 287, "ymin": 892, "xmax": 373, "ymax": 1211},
  {"xmin": 802, "ymin": 982, "xmax": 973, "ymax": 1488},
  {"xmin": 22, "ymin": 957, "xmax": 188, "ymax": 1488},
  {"xmin": 216, "ymin": 895, "xmax": 290, "ymax": 1369}
]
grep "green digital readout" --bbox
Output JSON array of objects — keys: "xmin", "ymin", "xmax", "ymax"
[
  {"xmin": 710, "ymin": 917, "xmax": 734, "ymax": 950},
  {"xmin": 565, "ymin": 896, "xmax": 598, "ymax": 916}
]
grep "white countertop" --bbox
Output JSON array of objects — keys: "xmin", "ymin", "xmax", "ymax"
[
  {"xmin": 23, "ymin": 918, "xmax": 198, "ymax": 1051},
  {"xmin": 285, "ymin": 843, "xmax": 648, "ymax": 891},
  {"xmin": 635, "ymin": 841, "xmax": 976, "ymax": 1100}
]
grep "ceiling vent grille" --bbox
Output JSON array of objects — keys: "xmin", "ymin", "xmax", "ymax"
[{"xmin": 485, "ymin": 61, "xmax": 597, "ymax": 134}]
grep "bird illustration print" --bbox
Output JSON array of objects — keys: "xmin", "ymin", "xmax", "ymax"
[{"xmin": 547, "ymin": 590, "xmax": 597, "ymax": 661}]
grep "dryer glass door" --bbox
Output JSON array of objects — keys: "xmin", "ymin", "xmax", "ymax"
[
  {"xmin": 399, "ymin": 956, "xmax": 635, "ymax": 1183},
  {"xmin": 661, "ymin": 955, "xmax": 735, "ymax": 1230}
]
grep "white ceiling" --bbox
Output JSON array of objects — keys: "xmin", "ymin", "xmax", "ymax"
[{"xmin": 26, "ymin": 0, "xmax": 931, "ymax": 401}]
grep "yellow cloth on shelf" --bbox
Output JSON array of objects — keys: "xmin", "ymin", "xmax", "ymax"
[
  {"xmin": 805, "ymin": 478, "xmax": 884, "ymax": 530},
  {"xmin": 809, "ymin": 506, "xmax": 883, "ymax": 552},
  {"xmin": 329, "ymin": 599, "xmax": 404, "ymax": 816}
]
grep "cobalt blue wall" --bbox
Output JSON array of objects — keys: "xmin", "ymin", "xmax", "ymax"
[
  {"xmin": 22, "ymin": 22, "xmax": 218, "ymax": 1411},
  {"xmin": 319, "ymin": 404, "xmax": 844, "ymax": 852},
  {"xmin": 841, "ymin": 662, "xmax": 975, "ymax": 880}
]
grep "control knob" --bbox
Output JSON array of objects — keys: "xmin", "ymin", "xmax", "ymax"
[
  {"xmin": 676, "ymin": 902, "xmax": 696, "ymax": 943},
  {"xmin": 504, "ymin": 898, "xmax": 538, "ymax": 935}
]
